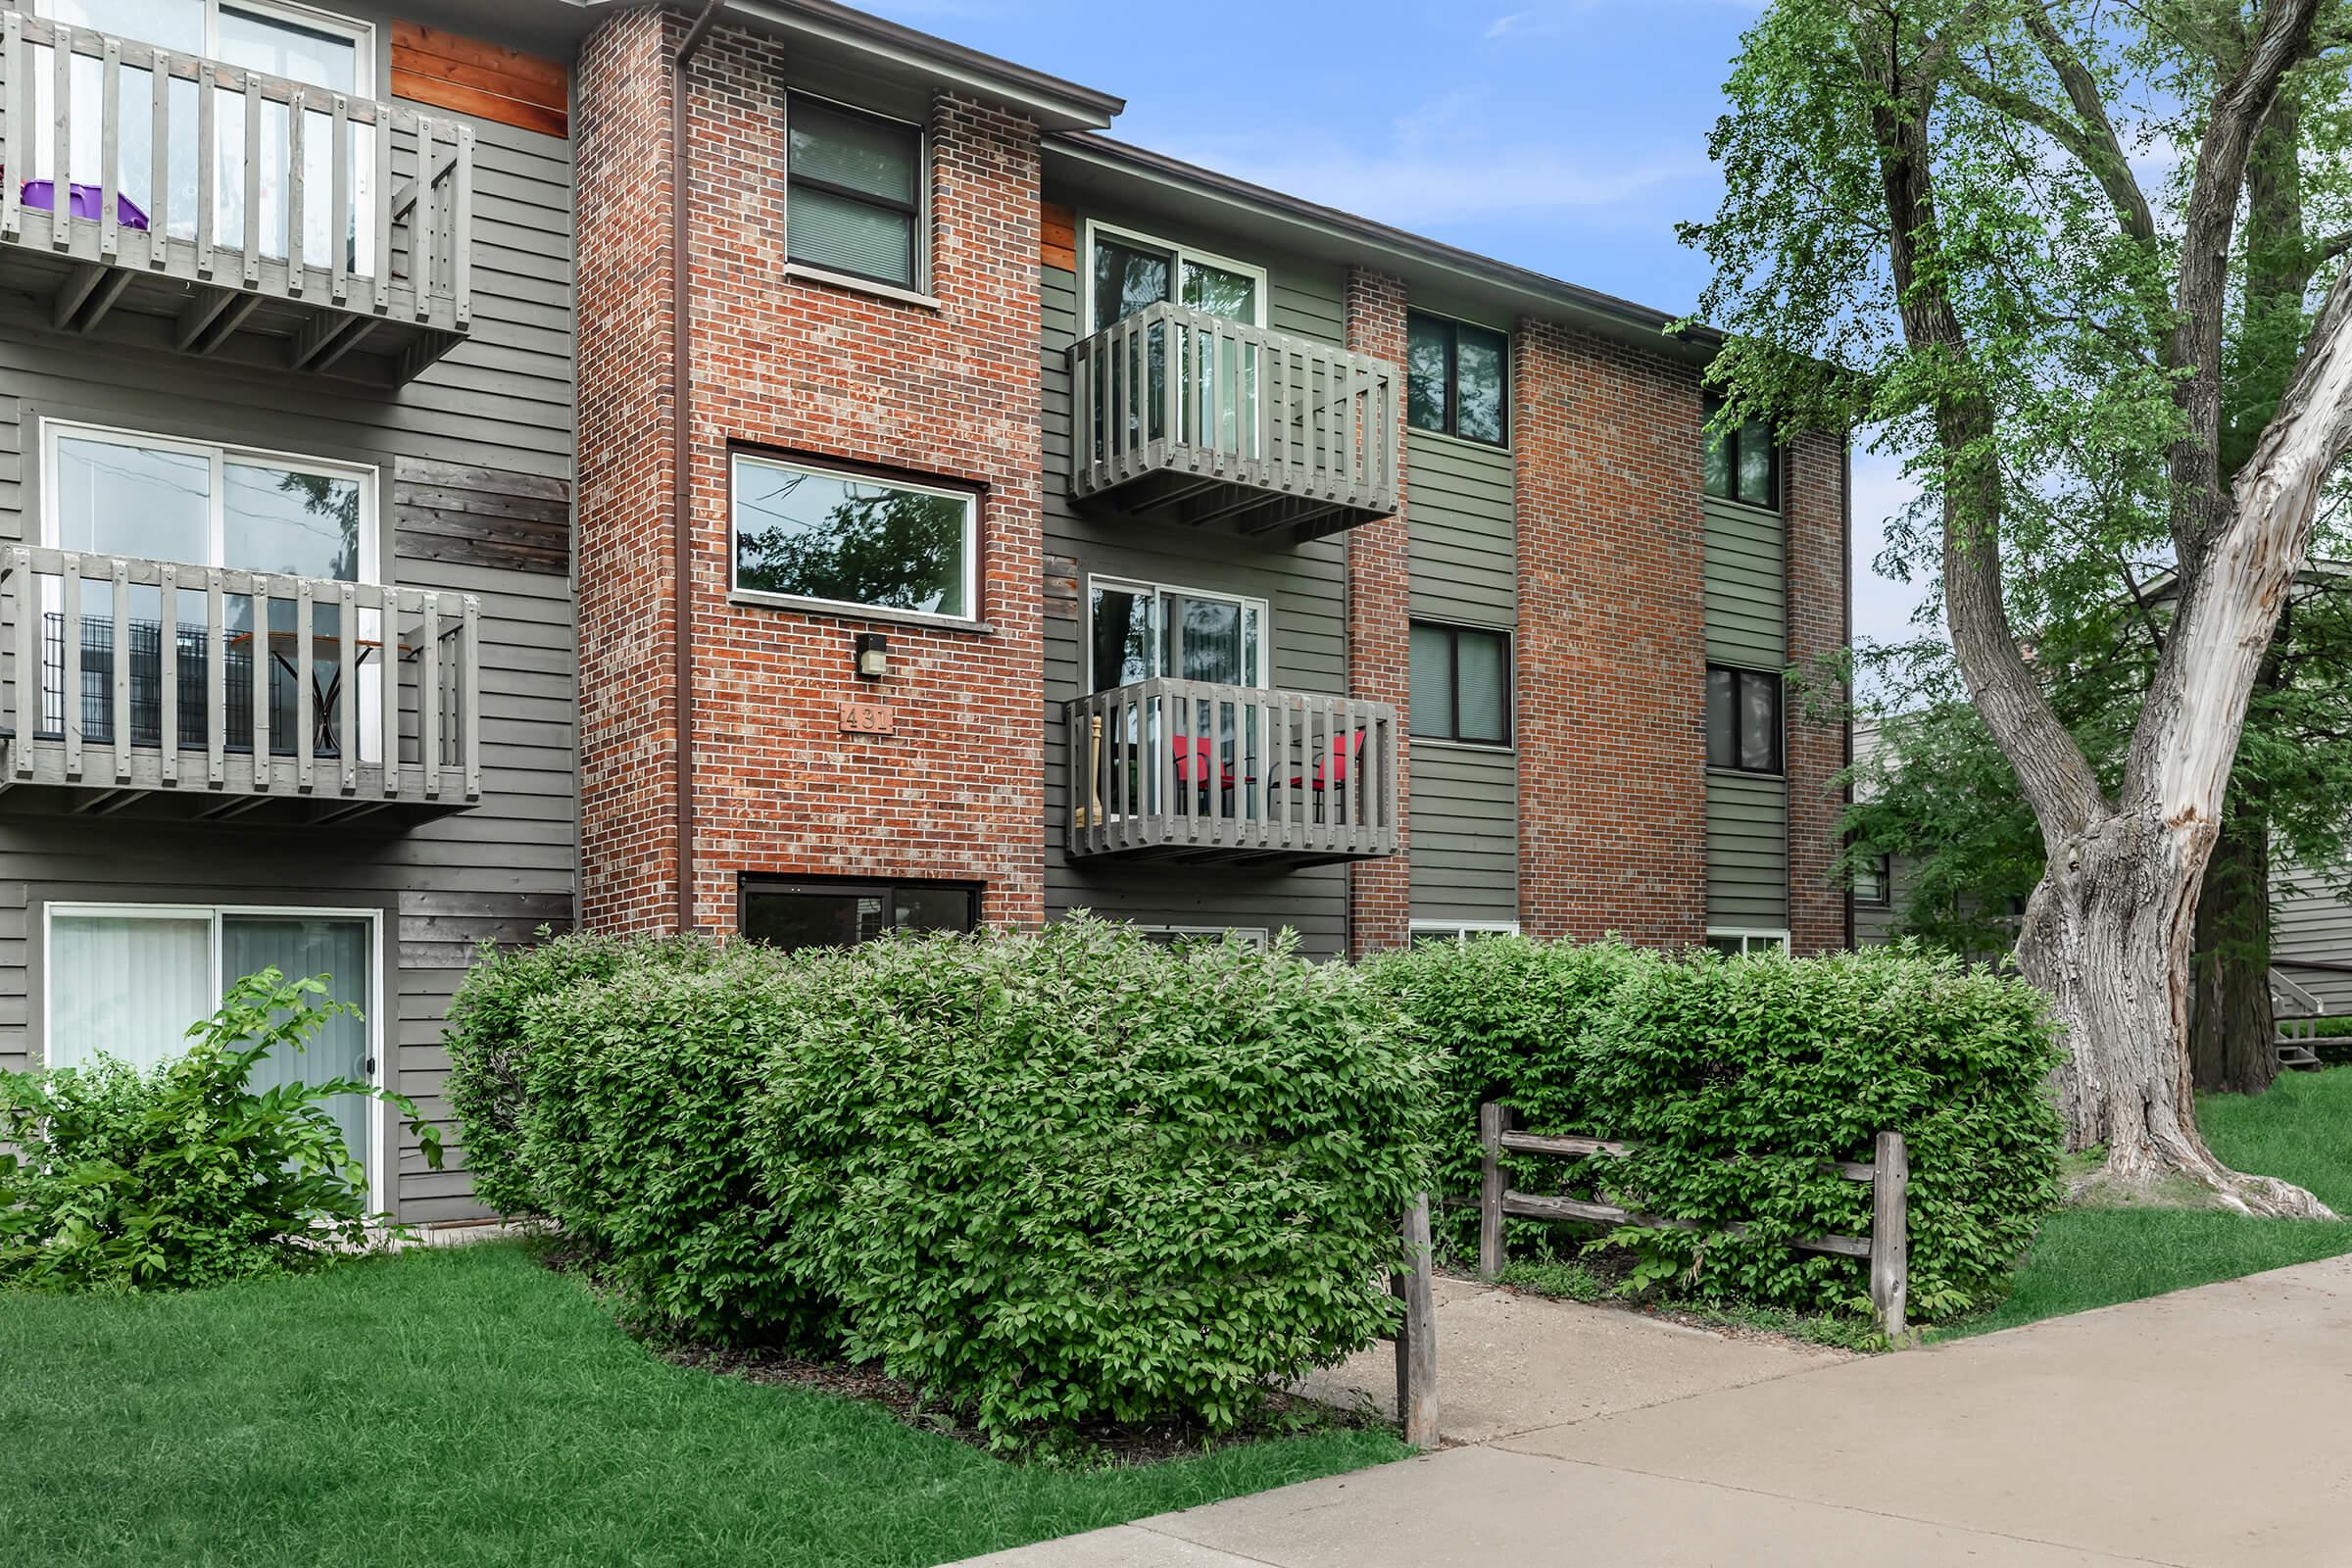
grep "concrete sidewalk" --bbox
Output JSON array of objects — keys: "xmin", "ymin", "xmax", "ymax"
[{"xmin": 954, "ymin": 1255, "xmax": 2352, "ymax": 1567}]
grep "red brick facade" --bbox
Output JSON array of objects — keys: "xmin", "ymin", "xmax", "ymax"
[
  {"xmin": 1511, "ymin": 320, "xmax": 1710, "ymax": 946},
  {"xmin": 1345, "ymin": 267, "xmax": 1412, "ymax": 956},
  {"xmin": 574, "ymin": 8, "xmax": 684, "ymax": 932},
  {"xmin": 1785, "ymin": 430, "xmax": 1850, "ymax": 955},
  {"xmin": 575, "ymin": 18, "xmax": 1047, "ymax": 936}
]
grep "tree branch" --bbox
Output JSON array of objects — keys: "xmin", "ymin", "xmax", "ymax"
[
  {"xmin": 2165, "ymin": 0, "xmax": 2327, "ymax": 570},
  {"xmin": 1861, "ymin": 10, "xmax": 2107, "ymax": 837},
  {"xmin": 2134, "ymin": 267, "xmax": 2352, "ymax": 814},
  {"xmin": 2020, "ymin": 6, "xmax": 2158, "ymax": 245}
]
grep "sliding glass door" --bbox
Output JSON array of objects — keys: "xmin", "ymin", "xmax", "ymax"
[{"xmin": 46, "ymin": 905, "xmax": 378, "ymax": 1193}]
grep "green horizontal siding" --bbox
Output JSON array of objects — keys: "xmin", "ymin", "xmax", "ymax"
[
  {"xmin": 1703, "ymin": 496, "xmax": 1786, "ymax": 670},
  {"xmin": 1707, "ymin": 771, "xmax": 1788, "ymax": 927},
  {"xmin": 1410, "ymin": 745, "xmax": 1518, "ymax": 925}
]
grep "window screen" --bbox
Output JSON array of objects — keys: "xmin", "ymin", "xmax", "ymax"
[
  {"xmin": 1405, "ymin": 312, "xmax": 1508, "ymax": 445},
  {"xmin": 787, "ymin": 96, "xmax": 921, "ymax": 289},
  {"xmin": 1410, "ymin": 622, "xmax": 1511, "ymax": 744},
  {"xmin": 1705, "ymin": 665, "xmax": 1782, "ymax": 774}
]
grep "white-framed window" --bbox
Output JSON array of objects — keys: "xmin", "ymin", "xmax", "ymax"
[
  {"xmin": 35, "ymin": 1, "xmax": 377, "ymax": 270},
  {"xmin": 1706, "ymin": 928, "xmax": 1790, "ymax": 956},
  {"xmin": 1411, "ymin": 920, "xmax": 1521, "ymax": 943},
  {"xmin": 42, "ymin": 418, "xmax": 379, "ymax": 581},
  {"xmin": 41, "ymin": 900, "xmax": 385, "ymax": 1207},
  {"xmin": 730, "ymin": 453, "xmax": 980, "ymax": 624},
  {"xmin": 1081, "ymin": 219, "xmax": 1268, "ymax": 334},
  {"xmin": 39, "ymin": 418, "xmax": 384, "ymax": 760},
  {"xmin": 1134, "ymin": 924, "xmax": 1269, "ymax": 950},
  {"xmin": 1086, "ymin": 574, "xmax": 1269, "ymax": 693},
  {"xmin": 785, "ymin": 90, "xmax": 926, "ymax": 294}
]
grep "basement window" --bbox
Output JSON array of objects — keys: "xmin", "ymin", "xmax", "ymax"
[{"xmin": 739, "ymin": 877, "xmax": 978, "ymax": 950}]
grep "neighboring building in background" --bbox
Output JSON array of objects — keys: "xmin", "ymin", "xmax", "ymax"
[{"xmin": 0, "ymin": 0, "xmax": 1852, "ymax": 1223}]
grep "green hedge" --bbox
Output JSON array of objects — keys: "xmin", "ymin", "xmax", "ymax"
[
  {"xmin": 1368, "ymin": 939, "xmax": 2065, "ymax": 1322},
  {"xmin": 442, "ymin": 930, "xmax": 723, "ymax": 1216},
  {"xmin": 461, "ymin": 920, "xmax": 1439, "ymax": 1447}
]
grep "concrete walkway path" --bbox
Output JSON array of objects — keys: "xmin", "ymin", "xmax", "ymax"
[{"xmin": 953, "ymin": 1255, "xmax": 2352, "ymax": 1567}]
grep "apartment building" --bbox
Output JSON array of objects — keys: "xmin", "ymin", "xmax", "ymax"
[
  {"xmin": 570, "ymin": 0, "xmax": 1850, "ymax": 966},
  {"xmin": 2, "ymin": 0, "xmax": 1848, "ymax": 1222}
]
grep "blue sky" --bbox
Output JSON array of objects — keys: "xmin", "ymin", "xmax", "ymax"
[{"xmin": 862, "ymin": 0, "xmax": 1931, "ymax": 654}]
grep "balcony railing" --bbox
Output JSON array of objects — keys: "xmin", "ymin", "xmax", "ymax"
[
  {"xmin": 1067, "ymin": 678, "xmax": 1399, "ymax": 865},
  {"xmin": 0, "ymin": 11, "xmax": 472, "ymax": 382},
  {"xmin": 0, "ymin": 547, "xmax": 479, "ymax": 821},
  {"xmin": 1070, "ymin": 303, "xmax": 1399, "ymax": 542}
]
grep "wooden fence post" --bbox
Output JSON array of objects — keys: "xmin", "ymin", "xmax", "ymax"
[
  {"xmin": 1871, "ymin": 1130, "xmax": 1909, "ymax": 1344},
  {"xmin": 1394, "ymin": 1192, "xmax": 1439, "ymax": 1448},
  {"xmin": 1478, "ymin": 1101, "xmax": 1507, "ymax": 1281}
]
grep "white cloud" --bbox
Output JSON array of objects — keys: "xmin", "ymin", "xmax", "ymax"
[{"xmin": 1128, "ymin": 93, "xmax": 1708, "ymax": 230}]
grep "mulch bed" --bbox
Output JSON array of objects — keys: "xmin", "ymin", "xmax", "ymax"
[{"xmin": 540, "ymin": 1244, "xmax": 1384, "ymax": 1464}]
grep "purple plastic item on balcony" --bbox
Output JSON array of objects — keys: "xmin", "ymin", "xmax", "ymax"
[{"xmin": 20, "ymin": 179, "xmax": 149, "ymax": 230}]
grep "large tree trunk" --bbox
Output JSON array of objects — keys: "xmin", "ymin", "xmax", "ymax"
[
  {"xmin": 2018, "ymin": 808, "xmax": 2321, "ymax": 1215},
  {"xmin": 2190, "ymin": 799, "xmax": 2279, "ymax": 1098}
]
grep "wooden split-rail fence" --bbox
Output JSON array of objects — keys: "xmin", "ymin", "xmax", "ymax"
[
  {"xmin": 1385, "ymin": 1194, "xmax": 1439, "ymax": 1447},
  {"xmin": 1477, "ymin": 1102, "xmax": 1913, "ymax": 1341}
]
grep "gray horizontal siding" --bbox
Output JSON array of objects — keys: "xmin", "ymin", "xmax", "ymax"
[
  {"xmin": 2273, "ymin": 863, "xmax": 2352, "ymax": 1011},
  {"xmin": 1041, "ymin": 201, "xmax": 1354, "ymax": 955},
  {"xmin": 0, "ymin": 59, "xmax": 575, "ymax": 1225},
  {"xmin": 1704, "ymin": 497, "xmax": 1786, "ymax": 671},
  {"xmin": 1707, "ymin": 771, "xmax": 1788, "ymax": 927}
]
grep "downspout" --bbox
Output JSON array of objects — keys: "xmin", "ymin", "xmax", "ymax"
[
  {"xmin": 1840, "ymin": 435, "xmax": 1854, "ymax": 951},
  {"xmin": 670, "ymin": 0, "xmax": 724, "ymax": 934}
]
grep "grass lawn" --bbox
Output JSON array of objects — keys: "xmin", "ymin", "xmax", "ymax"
[
  {"xmin": 0, "ymin": 1242, "xmax": 1404, "ymax": 1568},
  {"xmin": 1942, "ymin": 1066, "xmax": 2352, "ymax": 1339}
]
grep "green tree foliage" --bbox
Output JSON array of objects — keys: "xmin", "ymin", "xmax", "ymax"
[
  {"xmin": 1682, "ymin": 0, "xmax": 2352, "ymax": 1205},
  {"xmin": 0, "ymin": 971, "xmax": 441, "ymax": 1292}
]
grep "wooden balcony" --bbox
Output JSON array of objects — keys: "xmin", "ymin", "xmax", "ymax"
[
  {"xmin": 1069, "ymin": 303, "xmax": 1399, "ymax": 542},
  {"xmin": 0, "ymin": 547, "xmax": 480, "ymax": 824},
  {"xmin": 0, "ymin": 12, "xmax": 472, "ymax": 385},
  {"xmin": 1067, "ymin": 678, "xmax": 1400, "ymax": 866}
]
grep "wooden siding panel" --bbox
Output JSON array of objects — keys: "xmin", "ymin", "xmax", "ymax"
[
  {"xmin": 391, "ymin": 22, "xmax": 569, "ymax": 138},
  {"xmin": 1704, "ymin": 497, "xmax": 1787, "ymax": 670},
  {"xmin": 1403, "ymin": 431, "xmax": 1517, "ymax": 924}
]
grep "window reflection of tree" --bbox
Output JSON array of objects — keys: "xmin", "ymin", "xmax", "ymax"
[{"xmin": 737, "ymin": 471, "xmax": 965, "ymax": 613}]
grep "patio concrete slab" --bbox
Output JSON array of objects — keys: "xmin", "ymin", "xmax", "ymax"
[{"xmin": 1290, "ymin": 1274, "xmax": 1845, "ymax": 1443}]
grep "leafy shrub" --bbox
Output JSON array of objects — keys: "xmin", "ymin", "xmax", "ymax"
[
  {"xmin": 1364, "ymin": 937, "xmax": 1654, "ymax": 1261},
  {"xmin": 443, "ymin": 928, "xmax": 722, "ymax": 1214},
  {"xmin": 0, "ymin": 971, "xmax": 440, "ymax": 1293},
  {"xmin": 755, "ymin": 921, "xmax": 1437, "ymax": 1446},
  {"xmin": 485, "ymin": 919, "xmax": 1440, "ymax": 1448},
  {"xmin": 1370, "ymin": 938, "xmax": 2065, "ymax": 1323},
  {"xmin": 514, "ymin": 945, "xmax": 826, "ymax": 1345}
]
